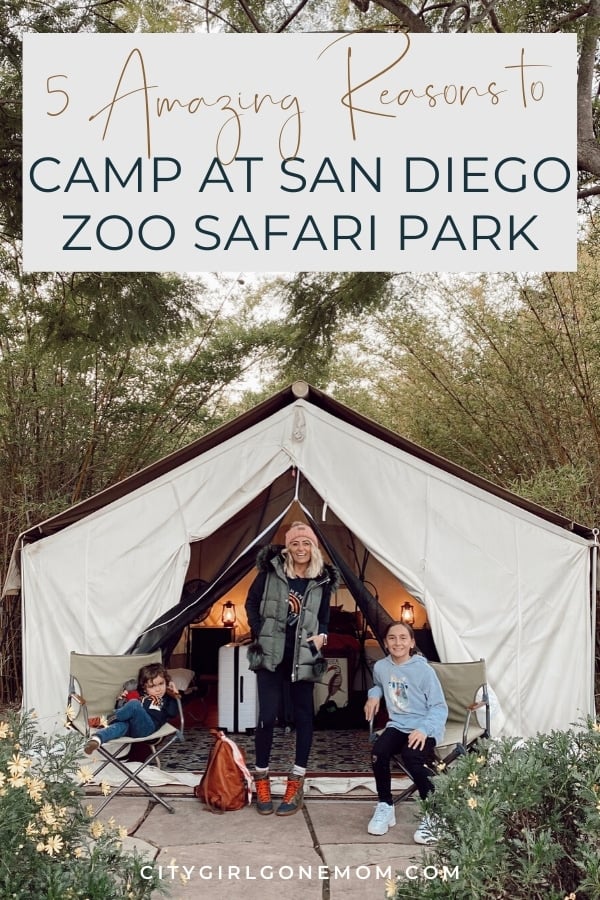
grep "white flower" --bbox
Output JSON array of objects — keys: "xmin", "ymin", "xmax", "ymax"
[
  {"xmin": 90, "ymin": 820, "xmax": 104, "ymax": 839},
  {"xmin": 77, "ymin": 765, "xmax": 94, "ymax": 784},
  {"xmin": 8, "ymin": 753, "xmax": 30, "ymax": 777},
  {"xmin": 44, "ymin": 834, "xmax": 64, "ymax": 856}
]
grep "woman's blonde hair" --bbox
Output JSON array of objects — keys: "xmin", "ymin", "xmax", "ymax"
[{"xmin": 282, "ymin": 520, "xmax": 325, "ymax": 579}]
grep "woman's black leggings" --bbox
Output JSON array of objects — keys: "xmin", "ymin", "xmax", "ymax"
[{"xmin": 255, "ymin": 666, "xmax": 315, "ymax": 769}]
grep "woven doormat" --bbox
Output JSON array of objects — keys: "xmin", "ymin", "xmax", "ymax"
[{"xmin": 161, "ymin": 726, "xmax": 373, "ymax": 775}]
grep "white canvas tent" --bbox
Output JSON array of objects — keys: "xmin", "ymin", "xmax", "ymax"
[{"xmin": 3, "ymin": 381, "xmax": 596, "ymax": 736}]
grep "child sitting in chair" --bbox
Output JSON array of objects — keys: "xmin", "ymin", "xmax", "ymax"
[
  {"xmin": 364, "ymin": 621, "xmax": 447, "ymax": 845},
  {"xmin": 84, "ymin": 662, "xmax": 180, "ymax": 755}
]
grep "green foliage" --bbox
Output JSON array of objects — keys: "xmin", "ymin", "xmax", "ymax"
[
  {"xmin": 208, "ymin": 0, "xmax": 336, "ymax": 32},
  {"xmin": 276, "ymin": 271, "xmax": 396, "ymax": 382},
  {"xmin": 390, "ymin": 721, "xmax": 600, "ymax": 899},
  {"xmin": 512, "ymin": 463, "xmax": 596, "ymax": 528},
  {"xmin": 0, "ymin": 709, "xmax": 164, "ymax": 899},
  {"xmin": 331, "ymin": 239, "xmax": 600, "ymax": 528},
  {"xmin": 0, "ymin": 256, "xmax": 278, "ymax": 622}
]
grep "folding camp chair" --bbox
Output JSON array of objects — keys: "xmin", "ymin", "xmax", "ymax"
[
  {"xmin": 369, "ymin": 658, "xmax": 491, "ymax": 804},
  {"xmin": 67, "ymin": 651, "xmax": 184, "ymax": 816}
]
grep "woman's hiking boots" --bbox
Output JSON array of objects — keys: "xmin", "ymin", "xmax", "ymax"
[
  {"xmin": 254, "ymin": 771, "xmax": 273, "ymax": 815},
  {"xmin": 254, "ymin": 772, "xmax": 305, "ymax": 816},
  {"xmin": 275, "ymin": 775, "xmax": 304, "ymax": 816}
]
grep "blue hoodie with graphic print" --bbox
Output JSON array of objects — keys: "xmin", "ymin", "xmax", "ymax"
[{"xmin": 368, "ymin": 653, "xmax": 448, "ymax": 745}]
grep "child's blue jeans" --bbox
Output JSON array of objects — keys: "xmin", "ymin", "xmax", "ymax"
[{"xmin": 96, "ymin": 699, "xmax": 156, "ymax": 744}]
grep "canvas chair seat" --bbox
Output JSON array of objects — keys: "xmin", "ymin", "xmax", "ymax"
[
  {"xmin": 105, "ymin": 723, "xmax": 176, "ymax": 744},
  {"xmin": 369, "ymin": 658, "xmax": 491, "ymax": 803},
  {"xmin": 437, "ymin": 720, "xmax": 487, "ymax": 755},
  {"xmin": 68, "ymin": 651, "xmax": 184, "ymax": 816}
]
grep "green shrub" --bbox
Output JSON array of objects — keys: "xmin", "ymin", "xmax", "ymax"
[
  {"xmin": 389, "ymin": 719, "xmax": 600, "ymax": 900},
  {"xmin": 0, "ymin": 709, "xmax": 166, "ymax": 899}
]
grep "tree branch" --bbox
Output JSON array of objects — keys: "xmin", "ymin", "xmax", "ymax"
[
  {"xmin": 577, "ymin": 182, "xmax": 600, "ymax": 198},
  {"xmin": 277, "ymin": 0, "xmax": 312, "ymax": 32},
  {"xmin": 237, "ymin": 0, "xmax": 263, "ymax": 32},
  {"xmin": 577, "ymin": 0, "xmax": 600, "ymax": 177},
  {"xmin": 354, "ymin": 0, "xmax": 431, "ymax": 32}
]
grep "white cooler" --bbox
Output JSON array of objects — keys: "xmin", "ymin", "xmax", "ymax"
[{"xmin": 218, "ymin": 643, "xmax": 258, "ymax": 732}]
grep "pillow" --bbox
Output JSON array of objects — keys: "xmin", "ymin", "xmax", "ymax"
[{"xmin": 168, "ymin": 668, "xmax": 196, "ymax": 692}]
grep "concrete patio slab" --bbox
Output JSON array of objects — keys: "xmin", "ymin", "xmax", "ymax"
[
  {"xmin": 152, "ymin": 842, "xmax": 325, "ymax": 899},
  {"xmin": 137, "ymin": 798, "xmax": 315, "ymax": 847},
  {"xmin": 84, "ymin": 790, "xmax": 429, "ymax": 900},
  {"xmin": 88, "ymin": 795, "xmax": 153, "ymax": 832}
]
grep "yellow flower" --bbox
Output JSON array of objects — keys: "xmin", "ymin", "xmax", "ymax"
[
  {"xmin": 44, "ymin": 835, "xmax": 64, "ymax": 856},
  {"xmin": 106, "ymin": 816, "xmax": 116, "ymax": 829},
  {"xmin": 77, "ymin": 765, "xmax": 94, "ymax": 784},
  {"xmin": 90, "ymin": 820, "xmax": 104, "ymax": 839},
  {"xmin": 36, "ymin": 842, "xmax": 45, "ymax": 853},
  {"xmin": 384, "ymin": 877, "xmax": 399, "ymax": 899},
  {"xmin": 591, "ymin": 721, "xmax": 600, "ymax": 732},
  {"xmin": 476, "ymin": 755, "xmax": 486, "ymax": 764},
  {"xmin": 118, "ymin": 826, "xmax": 128, "ymax": 840},
  {"xmin": 100, "ymin": 782, "xmax": 112, "ymax": 797},
  {"xmin": 8, "ymin": 773, "xmax": 26, "ymax": 789},
  {"xmin": 179, "ymin": 872, "xmax": 191, "ymax": 885},
  {"xmin": 436, "ymin": 761, "xmax": 446, "ymax": 771},
  {"xmin": 26, "ymin": 776, "xmax": 46, "ymax": 802},
  {"xmin": 26, "ymin": 821, "xmax": 38, "ymax": 837},
  {"xmin": 0, "ymin": 721, "xmax": 10, "ymax": 739},
  {"xmin": 0, "ymin": 773, "xmax": 5, "ymax": 788},
  {"xmin": 84, "ymin": 804, "xmax": 94, "ymax": 817},
  {"xmin": 468, "ymin": 772, "xmax": 479, "ymax": 787},
  {"xmin": 39, "ymin": 803, "xmax": 57, "ymax": 825},
  {"xmin": 467, "ymin": 796, "xmax": 478, "ymax": 809},
  {"xmin": 73, "ymin": 846, "xmax": 84, "ymax": 858},
  {"xmin": 65, "ymin": 704, "xmax": 76, "ymax": 721},
  {"xmin": 8, "ymin": 753, "xmax": 30, "ymax": 777}
]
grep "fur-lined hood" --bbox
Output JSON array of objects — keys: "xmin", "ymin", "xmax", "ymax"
[{"xmin": 255, "ymin": 543, "xmax": 341, "ymax": 591}]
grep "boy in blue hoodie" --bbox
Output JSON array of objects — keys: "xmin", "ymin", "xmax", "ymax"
[{"xmin": 364, "ymin": 621, "xmax": 447, "ymax": 844}]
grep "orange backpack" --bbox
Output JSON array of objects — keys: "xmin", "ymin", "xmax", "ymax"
[{"xmin": 195, "ymin": 729, "xmax": 253, "ymax": 812}]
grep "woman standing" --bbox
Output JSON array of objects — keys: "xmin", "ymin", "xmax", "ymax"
[{"xmin": 245, "ymin": 521, "xmax": 339, "ymax": 816}]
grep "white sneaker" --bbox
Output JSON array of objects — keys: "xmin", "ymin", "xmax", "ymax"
[
  {"xmin": 413, "ymin": 815, "xmax": 439, "ymax": 845},
  {"xmin": 367, "ymin": 801, "xmax": 396, "ymax": 835}
]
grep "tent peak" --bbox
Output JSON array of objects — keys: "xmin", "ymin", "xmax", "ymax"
[{"xmin": 292, "ymin": 380, "xmax": 310, "ymax": 399}]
